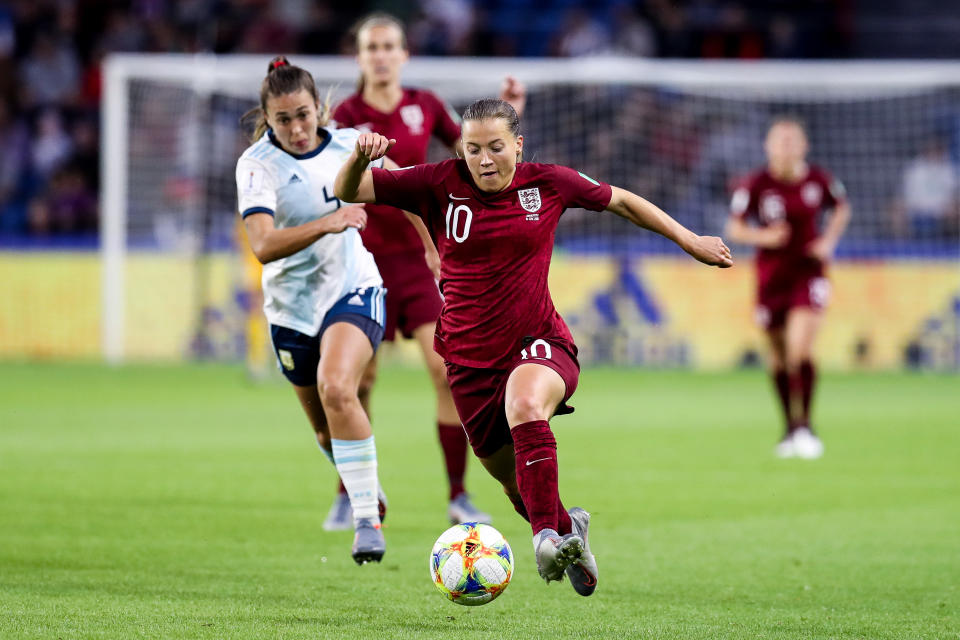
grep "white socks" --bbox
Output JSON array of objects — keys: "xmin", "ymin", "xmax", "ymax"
[{"xmin": 331, "ymin": 436, "xmax": 380, "ymax": 523}]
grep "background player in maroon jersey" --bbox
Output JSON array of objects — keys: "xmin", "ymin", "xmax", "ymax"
[
  {"xmin": 334, "ymin": 98, "xmax": 732, "ymax": 596},
  {"xmin": 725, "ymin": 118, "xmax": 851, "ymax": 459},
  {"xmin": 325, "ymin": 13, "xmax": 527, "ymax": 529}
]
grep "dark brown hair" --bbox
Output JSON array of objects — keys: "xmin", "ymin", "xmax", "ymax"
[
  {"xmin": 244, "ymin": 56, "xmax": 330, "ymax": 141},
  {"xmin": 462, "ymin": 98, "xmax": 521, "ymax": 138},
  {"xmin": 462, "ymin": 98, "xmax": 523, "ymax": 161},
  {"xmin": 352, "ymin": 13, "xmax": 407, "ymax": 93}
]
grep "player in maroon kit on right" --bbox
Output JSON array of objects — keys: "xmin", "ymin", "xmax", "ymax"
[
  {"xmin": 323, "ymin": 13, "xmax": 527, "ymax": 530},
  {"xmin": 726, "ymin": 118, "xmax": 851, "ymax": 459},
  {"xmin": 335, "ymin": 98, "xmax": 732, "ymax": 596}
]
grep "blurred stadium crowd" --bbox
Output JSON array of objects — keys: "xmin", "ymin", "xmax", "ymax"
[{"xmin": 1, "ymin": 0, "xmax": 958, "ymax": 242}]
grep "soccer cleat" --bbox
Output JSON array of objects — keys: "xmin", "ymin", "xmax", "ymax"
[
  {"xmin": 447, "ymin": 493, "xmax": 492, "ymax": 524},
  {"xmin": 774, "ymin": 434, "xmax": 796, "ymax": 459},
  {"xmin": 533, "ymin": 528, "xmax": 583, "ymax": 583},
  {"xmin": 322, "ymin": 486, "xmax": 389, "ymax": 532},
  {"xmin": 322, "ymin": 493, "xmax": 352, "ymax": 531},
  {"xmin": 564, "ymin": 507, "xmax": 598, "ymax": 596},
  {"xmin": 351, "ymin": 518, "xmax": 385, "ymax": 565},
  {"xmin": 791, "ymin": 427, "xmax": 824, "ymax": 459}
]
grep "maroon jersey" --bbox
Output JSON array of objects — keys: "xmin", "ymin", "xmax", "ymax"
[
  {"xmin": 730, "ymin": 165, "xmax": 846, "ymax": 296},
  {"xmin": 371, "ymin": 159, "xmax": 613, "ymax": 368},
  {"xmin": 333, "ymin": 88, "xmax": 462, "ymax": 255}
]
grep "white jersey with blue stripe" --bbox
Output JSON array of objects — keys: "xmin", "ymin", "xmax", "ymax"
[{"xmin": 236, "ymin": 126, "xmax": 384, "ymax": 336}]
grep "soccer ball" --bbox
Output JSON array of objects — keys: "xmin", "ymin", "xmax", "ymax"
[{"xmin": 429, "ymin": 522, "xmax": 514, "ymax": 606}]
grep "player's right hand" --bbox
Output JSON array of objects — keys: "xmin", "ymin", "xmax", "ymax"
[
  {"xmin": 356, "ymin": 133, "xmax": 396, "ymax": 162},
  {"xmin": 688, "ymin": 235, "xmax": 733, "ymax": 268},
  {"xmin": 325, "ymin": 204, "xmax": 367, "ymax": 233}
]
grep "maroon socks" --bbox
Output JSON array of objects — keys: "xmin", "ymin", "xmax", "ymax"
[
  {"xmin": 437, "ymin": 422, "xmax": 468, "ymax": 500},
  {"xmin": 799, "ymin": 359, "xmax": 816, "ymax": 428},
  {"xmin": 773, "ymin": 368, "xmax": 792, "ymax": 435},
  {"xmin": 774, "ymin": 361, "xmax": 817, "ymax": 435},
  {"xmin": 512, "ymin": 420, "xmax": 571, "ymax": 536}
]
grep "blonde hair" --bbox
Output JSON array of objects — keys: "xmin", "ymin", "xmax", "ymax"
[
  {"xmin": 242, "ymin": 56, "xmax": 331, "ymax": 142},
  {"xmin": 352, "ymin": 13, "xmax": 408, "ymax": 93}
]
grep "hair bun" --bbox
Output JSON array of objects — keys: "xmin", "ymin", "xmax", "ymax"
[{"xmin": 268, "ymin": 56, "xmax": 290, "ymax": 73}]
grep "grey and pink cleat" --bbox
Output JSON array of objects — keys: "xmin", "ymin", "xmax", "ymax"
[
  {"xmin": 564, "ymin": 507, "xmax": 598, "ymax": 596},
  {"xmin": 351, "ymin": 517, "xmax": 385, "ymax": 565},
  {"xmin": 533, "ymin": 528, "xmax": 583, "ymax": 583}
]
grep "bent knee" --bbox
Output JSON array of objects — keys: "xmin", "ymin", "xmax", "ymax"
[
  {"xmin": 317, "ymin": 376, "xmax": 358, "ymax": 413},
  {"xmin": 505, "ymin": 394, "xmax": 548, "ymax": 425}
]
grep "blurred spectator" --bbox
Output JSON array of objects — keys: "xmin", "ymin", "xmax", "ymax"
[
  {"xmin": 239, "ymin": 4, "xmax": 298, "ymax": 54},
  {"xmin": 0, "ymin": 98, "xmax": 31, "ymax": 233},
  {"xmin": 30, "ymin": 108, "xmax": 73, "ymax": 181},
  {"xmin": 552, "ymin": 9, "xmax": 611, "ymax": 57},
  {"xmin": 0, "ymin": 4, "xmax": 14, "ymax": 58},
  {"xmin": 611, "ymin": 5, "xmax": 656, "ymax": 57},
  {"xmin": 408, "ymin": 0, "xmax": 477, "ymax": 56},
  {"xmin": 20, "ymin": 30, "xmax": 81, "ymax": 107},
  {"xmin": 891, "ymin": 138, "xmax": 960, "ymax": 239},
  {"xmin": 28, "ymin": 164, "xmax": 97, "ymax": 235}
]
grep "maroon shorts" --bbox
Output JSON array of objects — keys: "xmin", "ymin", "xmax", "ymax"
[
  {"xmin": 444, "ymin": 338, "xmax": 580, "ymax": 459},
  {"xmin": 756, "ymin": 275, "xmax": 831, "ymax": 331},
  {"xmin": 374, "ymin": 251, "xmax": 443, "ymax": 341}
]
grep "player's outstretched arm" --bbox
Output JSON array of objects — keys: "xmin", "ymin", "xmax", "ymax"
[
  {"xmin": 243, "ymin": 205, "xmax": 367, "ymax": 264},
  {"xmin": 334, "ymin": 133, "xmax": 395, "ymax": 203},
  {"xmin": 606, "ymin": 186, "xmax": 733, "ymax": 268}
]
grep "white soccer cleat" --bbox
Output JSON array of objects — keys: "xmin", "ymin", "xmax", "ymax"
[
  {"xmin": 774, "ymin": 434, "xmax": 796, "ymax": 459},
  {"xmin": 791, "ymin": 427, "xmax": 824, "ymax": 459},
  {"xmin": 564, "ymin": 508, "xmax": 598, "ymax": 596},
  {"xmin": 533, "ymin": 528, "xmax": 583, "ymax": 583},
  {"xmin": 447, "ymin": 493, "xmax": 492, "ymax": 525}
]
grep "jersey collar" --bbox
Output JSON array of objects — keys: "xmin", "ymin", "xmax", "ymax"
[{"xmin": 267, "ymin": 127, "xmax": 332, "ymax": 160}]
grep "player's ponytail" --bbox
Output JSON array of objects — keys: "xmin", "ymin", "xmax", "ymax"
[
  {"xmin": 462, "ymin": 98, "xmax": 523, "ymax": 161},
  {"xmin": 352, "ymin": 13, "xmax": 408, "ymax": 94},
  {"xmin": 242, "ymin": 56, "xmax": 332, "ymax": 142}
]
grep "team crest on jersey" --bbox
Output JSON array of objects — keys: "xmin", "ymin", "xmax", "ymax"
[
  {"xmin": 400, "ymin": 105, "xmax": 424, "ymax": 134},
  {"xmin": 759, "ymin": 192, "xmax": 786, "ymax": 223},
  {"xmin": 518, "ymin": 188, "xmax": 541, "ymax": 213},
  {"xmin": 801, "ymin": 181, "xmax": 823, "ymax": 207}
]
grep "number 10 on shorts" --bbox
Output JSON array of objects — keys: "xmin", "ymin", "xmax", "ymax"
[{"xmin": 521, "ymin": 339, "xmax": 552, "ymax": 360}]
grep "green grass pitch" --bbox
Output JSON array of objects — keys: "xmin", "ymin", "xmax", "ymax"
[{"xmin": 1, "ymin": 363, "xmax": 957, "ymax": 639}]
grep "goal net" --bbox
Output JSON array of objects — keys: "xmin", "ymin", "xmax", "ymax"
[{"xmin": 102, "ymin": 55, "xmax": 960, "ymax": 370}]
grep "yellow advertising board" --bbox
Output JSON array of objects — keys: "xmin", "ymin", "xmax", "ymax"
[{"xmin": 1, "ymin": 251, "xmax": 956, "ymax": 370}]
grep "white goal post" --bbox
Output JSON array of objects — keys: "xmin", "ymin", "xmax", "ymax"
[{"xmin": 101, "ymin": 55, "xmax": 960, "ymax": 364}]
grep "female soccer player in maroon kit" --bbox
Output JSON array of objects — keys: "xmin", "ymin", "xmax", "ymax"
[
  {"xmin": 336, "ymin": 98, "xmax": 732, "ymax": 595},
  {"xmin": 726, "ymin": 118, "xmax": 851, "ymax": 459},
  {"xmin": 324, "ymin": 13, "xmax": 527, "ymax": 529}
]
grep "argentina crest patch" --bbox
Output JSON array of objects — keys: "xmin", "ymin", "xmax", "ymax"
[
  {"xmin": 518, "ymin": 188, "xmax": 541, "ymax": 213},
  {"xmin": 278, "ymin": 349, "xmax": 296, "ymax": 371}
]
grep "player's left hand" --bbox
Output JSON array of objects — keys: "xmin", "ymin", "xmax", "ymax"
[
  {"xmin": 807, "ymin": 237, "xmax": 834, "ymax": 263},
  {"xmin": 499, "ymin": 75, "xmax": 527, "ymax": 117},
  {"xmin": 688, "ymin": 235, "xmax": 733, "ymax": 268}
]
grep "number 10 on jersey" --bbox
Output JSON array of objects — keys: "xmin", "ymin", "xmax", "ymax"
[{"xmin": 446, "ymin": 203, "xmax": 473, "ymax": 243}]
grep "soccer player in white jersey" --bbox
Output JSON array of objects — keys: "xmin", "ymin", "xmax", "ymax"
[{"xmin": 235, "ymin": 56, "xmax": 392, "ymax": 564}]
